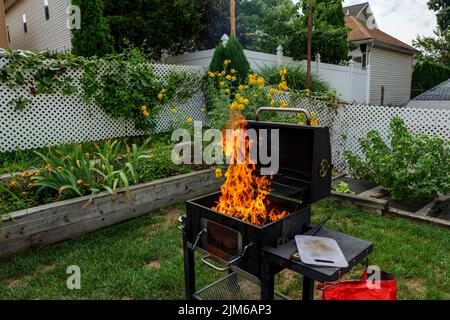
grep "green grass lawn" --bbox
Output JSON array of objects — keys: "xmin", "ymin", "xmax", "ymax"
[{"xmin": 0, "ymin": 200, "xmax": 449, "ymax": 300}]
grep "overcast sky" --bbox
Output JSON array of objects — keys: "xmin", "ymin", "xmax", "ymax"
[
  {"xmin": 343, "ymin": 0, "xmax": 437, "ymax": 45},
  {"xmin": 294, "ymin": 0, "xmax": 438, "ymax": 45}
]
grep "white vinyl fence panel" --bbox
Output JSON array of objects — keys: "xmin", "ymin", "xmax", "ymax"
[{"xmin": 296, "ymin": 103, "xmax": 450, "ymax": 173}]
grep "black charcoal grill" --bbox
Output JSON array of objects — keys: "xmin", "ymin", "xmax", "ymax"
[{"xmin": 180, "ymin": 108, "xmax": 337, "ymax": 299}]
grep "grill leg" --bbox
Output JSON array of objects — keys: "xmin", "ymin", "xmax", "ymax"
[
  {"xmin": 183, "ymin": 232, "xmax": 196, "ymax": 300},
  {"xmin": 261, "ymin": 257, "xmax": 275, "ymax": 300},
  {"xmin": 302, "ymin": 277, "xmax": 315, "ymax": 301}
]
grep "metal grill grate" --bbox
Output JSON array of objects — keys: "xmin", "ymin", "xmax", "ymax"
[{"xmin": 195, "ymin": 273, "xmax": 289, "ymax": 300}]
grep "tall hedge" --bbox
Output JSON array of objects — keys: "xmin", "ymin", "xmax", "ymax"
[
  {"xmin": 412, "ymin": 59, "xmax": 450, "ymax": 98},
  {"xmin": 209, "ymin": 36, "xmax": 250, "ymax": 81},
  {"xmin": 71, "ymin": 0, "xmax": 114, "ymax": 57}
]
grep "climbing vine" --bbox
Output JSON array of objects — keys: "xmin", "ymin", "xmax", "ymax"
[{"xmin": 0, "ymin": 48, "xmax": 203, "ymax": 131}]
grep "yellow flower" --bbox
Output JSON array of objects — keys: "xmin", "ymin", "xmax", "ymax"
[
  {"xmin": 208, "ymin": 71, "xmax": 215, "ymax": 78},
  {"xmin": 224, "ymin": 88, "xmax": 231, "ymax": 94},
  {"xmin": 171, "ymin": 108, "xmax": 177, "ymax": 113},
  {"xmin": 141, "ymin": 105, "xmax": 147, "ymax": 111},
  {"xmin": 243, "ymin": 98, "xmax": 249, "ymax": 105},
  {"xmin": 231, "ymin": 76, "xmax": 237, "ymax": 82},
  {"xmin": 310, "ymin": 119, "xmax": 320, "ymax": 126},
  {"xmin": 230, "ymin": 69, "xmax": 236, "ymax": 74},
  {"xmin": 161, "ymin": 89, "xmax": 166, "ymax": 94},
  {"xmin": 230, "ymin": 102, "xmax": 238, "ymax": 110},
  {"xmin": 215, "ymin": 168, "xmax": 223, "ymax": 179},
  {"xmin": 238, "ymin": 85, "xmax": 245, "ymax": 90},
  {"xmin": 226, "ymin": 75, "xmax": 232, "ymax": 81},
  {"xmin": 238, "ymin": 104, "xmax": 245, "ymax": 111},
  {"xmin": 279, "ymin": 81, "xmax": 289, "ymax": 91},
  {"xmin": 143, "ymin": 110, "xmax": 150, "ymax": 117},
  {"xmin": 219, "ymin": 81, "xmax": 225, "ymax": 87},
  {"xmin": 235, "ymin": 93, "xmax": 242, "ymax": 99},
  {"xmin": 224, "ymin": 59, "xmax": 231, "ymax": 66},
  {"xmin": 270, "ymin": 100, "xmax": 276, "ymax": 106},
  {"xmin": 186, "ymin": 117, "xmax": 193, "ymax": 123},
  {"xmin": 20, "ymin": 191, "xmax": 29, "ymax": 197},
  {"xmin": 253, "ymin": 93, "xmax": 258, "ymax": 98},
  {"xmin": 279, "ymin": 100, "xmax": 287, "ymax": 108},
  {"xmin": 257, "ymin": 77, "xmax": 265, "ymax": 87},
  {"xmin": 9, "ymin": 180, "xmax": 18, "ymax": 188},
  {"xmin": 158, "ymin": 93, "xmax": 164, "ymax": 100},
  {"xmin": 267, "ymin": 93, "xmax": 272, "ymax": 99},
  {"xmin": 270, "ymin": 88, "xmax": 276, "ymax": 93},
  {"xmin": 310, "ymin": 111, "xmax": 316, "ymax": 117}
]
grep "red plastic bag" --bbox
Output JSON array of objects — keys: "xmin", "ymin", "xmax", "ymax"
[{"xmin": 317, "ymin": 271, "xmax": 397, "ymax": 300}]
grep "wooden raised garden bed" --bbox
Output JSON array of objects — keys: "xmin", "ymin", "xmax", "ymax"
[
  {"xmin": 331, "ymin": 176, "xmax": 450, "ymax": 229},
  {"xmin": 0, "ymin": 169, "xmax": 222, "ymax": 260}
]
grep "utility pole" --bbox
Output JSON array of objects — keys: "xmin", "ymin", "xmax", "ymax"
[
  {"xmin": 306, "ymin": 0, "xmax": 313, "ymax": 89},
  {"xmin": 230, "ymin": 0, "xmax": 236, "ymax": 36}
]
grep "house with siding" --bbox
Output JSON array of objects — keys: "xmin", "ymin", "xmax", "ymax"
[
  {"xmin": 344, "ymin": 2, "xmax": 419, "ymax": 106},
  {"xmin": 2, "ymin": 0, "xmax": 71, "ymax": 53},
  {"xmin": 0, "ymin": 0, "xmax": 8, "ymax": 48}
]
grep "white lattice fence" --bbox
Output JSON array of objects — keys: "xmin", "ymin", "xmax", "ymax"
[
  {"xmin": 0, "ymin": 59, "xmax": 207, "ymax": 152},
  {"xmin": 331, "ymin": 104, "xmax": 450, "ymax": 172}
]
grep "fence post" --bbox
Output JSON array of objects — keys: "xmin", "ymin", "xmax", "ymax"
[
  {"xmin": 315, "ymin": 53, "xmax": 321, "ymax": 75},
  {"xmin": 348, "ymin": 59, "xmax": 354, "ymax": 102},
  {"xmin": 161, "ymin": 49, "xmax": 169, "ymax": 64},
  {"xmin": 366, "ymin": 64, "xmax": 371, "ymax": 104},
  {"xmin": 277, "ymin": 45, "xmax": 284, "ymax": 66},
  {"xmin": 221, "ymin": 34, "xmax": 229, "ymax": 46}
]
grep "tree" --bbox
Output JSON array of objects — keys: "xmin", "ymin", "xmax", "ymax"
[
  {"xmin": 71, "ymin": 0, "xmax": 114, "ymax": 57},
  {"xmin": 428, "ymin": 0, "xmax": 450, "ymax": 30},
  {"xmin": 237, "ymin": 0, "xmax": 300, "ymax": 53},
  {"xmin": 197, "ymin": 0, "xmax": 232, "ymax": 50},
  {"xmin": 286, "ymin": 0, "xmax": 349, "ymax": 64},
  {"xmin": 413, "ymin": 29, "xmax": 450, "ymax": 65},
  {"xmin": 210, "ymin": 36, "xmax": 250, "ymax": 81},
  {"xmin": 413, "ymin": 0, "xmax": 450, "ymax": 66},
  {"xmin": 103, "ymin": 0, "xmax": 202, "ymax": 58},
  {"xmin": 412, "ymin": 59, "xmax": 450, "ymax": 97}
]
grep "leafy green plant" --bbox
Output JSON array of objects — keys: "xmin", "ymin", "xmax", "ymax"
[
  {"xmin": 32, "ymin": 144, "xmax": 100, "ymax": 199},
  {"xmin": 345, "ymin": 117, "xmax": 450, "ymax": 203},
  {"xmin": 136, "ymin": 140, "xmax": 179, "ymax": 182},
  {"xmin": 81, "ymin": 48, "xmax": 160, "ymax": 131},
  {"xmin": 332, "ymin": 181, "xmax": 356, "ymax": 195}
]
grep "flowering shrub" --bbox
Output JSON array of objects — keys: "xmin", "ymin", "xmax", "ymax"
[{"xmin": 205, "ymin": 60, "xmax": 321, "ymax": 130}]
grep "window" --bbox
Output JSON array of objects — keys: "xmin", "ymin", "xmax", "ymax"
[
  {"xmin": 44, "ymin": 0, "xmax": 50, "ymax": 20},
  {"xmin": 6, "ymin": 26, "xmax": 11, "ymax": 43},
  {"xmin": 22, "ymin": 14, "xmax": 28, "ymax": 33}
]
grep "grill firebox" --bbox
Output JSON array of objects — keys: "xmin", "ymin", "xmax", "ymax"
[{"xmin": 186, "ymin": 192, "xmax": 311, "ymax": 278}]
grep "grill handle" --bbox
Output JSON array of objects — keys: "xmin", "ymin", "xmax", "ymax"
[
  {"xmin": 226, "ymin": 242, "xmax": 254, "ymax": 267},
  {"xmin": 255, "ymin": 107, "xmax": 311, "ymax": 125},
  {"xmin": 201, "ymin": 255, "xmax": 230, "ymax": 272}
]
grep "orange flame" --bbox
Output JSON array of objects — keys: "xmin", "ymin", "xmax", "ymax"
[{"xmin": 213, "ymin": 112, "xmax": 287, "ymax": 226}]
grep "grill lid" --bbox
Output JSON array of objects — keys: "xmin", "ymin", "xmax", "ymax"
[{"xmin": 246, "ymin": 108, "xmax": 332, "ymax": 204}]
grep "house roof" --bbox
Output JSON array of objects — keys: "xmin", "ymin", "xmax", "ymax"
[
  {"xmin": 343, "ymin": 2, "xmax": 369, "ymax": 17},
  {"xmin": 4, "ymin": 0, "xmax": 19, "ymax": 12},
  {"xmin": 413, "ymin": 78, "xmax": 450, "ymax": 101},
  {"xmin": 345, "ymin": 16, "xmax": 419, "ymax": 54}
]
